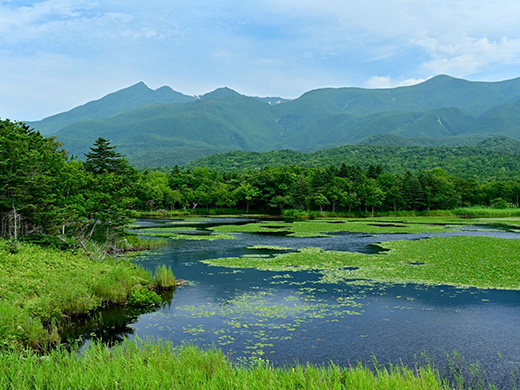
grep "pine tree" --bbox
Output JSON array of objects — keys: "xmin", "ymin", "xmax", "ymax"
[{"xmin": 84, "ymin": 137, "xmax": 125, "ymax": 175}]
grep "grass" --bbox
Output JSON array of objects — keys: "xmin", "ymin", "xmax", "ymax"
[
  {"xmin": 205, "ymin": 236, "xmax": 520, "ymax": 290},
  {"xmin": 151, "ymin": 264, "xmax": 176, "ymax": 289},
  {"xmin": 0, "ymin": 339, "xmax": 444, "ymax": 390},
  {"xmin": 451, "ymin": 207, "xmax": 520, "ymax": 218},
  {"xmin": 117, "ymin": 235, "xmax": 170, "ymax": 251},
  {"xmin": 0, "ymin": 239, "xmax": 172, "ymax": 351}
]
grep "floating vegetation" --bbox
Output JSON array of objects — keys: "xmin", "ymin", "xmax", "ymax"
[
  {"xmin": 247, "ymin": 245, "xmax": 294, "ymax": 251},
  {"xmin": 137, "ymin": 231, "xmax": 235, "ymax": 240},
  {"xmin": 139, "ymin": 287, "xmax": 366, "ymax": 358},
  {"xmin": 138, "ymin": 227, "xmax": 198, "ymax": 232},
  {"xmin": 242, "ymin": 254, "xmax": 272, "ymax": 258},
  {"xmin": 209, "ymin": 217, "xmax": 467, "ymax": 238},
  {"xmin": 204, "ymin": 236, "xmax": 520, "ymax": 290}
]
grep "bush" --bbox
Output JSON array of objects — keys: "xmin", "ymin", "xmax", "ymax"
[
  {"xmin": 492, "ymin": 198, "xmax": 509, "ymax": 209},
  {"xmin": 127, "ymin": 288, "xmax": 162, "ymax": 307}
]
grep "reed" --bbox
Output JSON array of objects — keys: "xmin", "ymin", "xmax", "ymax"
[
  {"xmin": 0, "ymin": 340, "xmax": 444, "ymax": 389},
  {"xmin": 152, "ymin": 264, "xmax": 176, "ymax": 290}
]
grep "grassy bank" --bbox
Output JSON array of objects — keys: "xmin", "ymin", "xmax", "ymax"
[
  {"xmin": 0, "ymin": 340, "xmax": 443, "ymax": 390},
  {"xmin": 0, "ymin": 239, "xmax": 173, "ymax": 351}
]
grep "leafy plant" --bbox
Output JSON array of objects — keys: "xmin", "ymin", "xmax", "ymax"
[{"xmin": 127, "ymin": 287, "xmax": 162, "ymax": 307}]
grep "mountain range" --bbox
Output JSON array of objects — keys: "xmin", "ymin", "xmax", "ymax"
[{"xmin": 26, "ymin": 75, "xmax": 520, "ymax": 168}]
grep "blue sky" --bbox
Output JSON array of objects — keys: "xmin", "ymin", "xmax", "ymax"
[{"xmin": 2, "ymin": 0, "xmax": 520, "ymax": 120}]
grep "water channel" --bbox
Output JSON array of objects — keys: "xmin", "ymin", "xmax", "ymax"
[{"xmin": 77, "ymin": 218, "xmax": 520, "ymax": 385}]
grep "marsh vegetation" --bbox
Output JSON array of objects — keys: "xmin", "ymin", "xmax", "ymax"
[{"xmin": 109, "ymin": 215, "xmax": 520, "ymax": 388}]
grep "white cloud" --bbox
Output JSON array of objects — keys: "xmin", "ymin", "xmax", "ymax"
[
  {"xmin": 365, "ymin": 76, "xmax": 427, "ymax": 89},
  {"xmin": 415, "ymin": 36, "xmax": 520, "ymax": 77}
]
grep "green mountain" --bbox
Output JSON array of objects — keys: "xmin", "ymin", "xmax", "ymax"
[
  {"xmin": 185, "ymin": 141, "xmax": 520, "ymax": 181},
  {"xmin": 56, "ymin": 93, "xmax": 284, "ymax": 166},
  {"xmin": 26, "ymin": 75, "xmax": 520, "ymax": 167},
  {"xmin": 27, "ymin": 82, "xmax": 196, "ymax": 135}
]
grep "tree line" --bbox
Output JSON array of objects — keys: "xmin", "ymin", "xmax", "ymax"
[
  {"xmin": 1, "ymin": 119, "xmax": 519, "ymax": 245},
  {"xmin": 139, "ymin": 163, "xmax": 519, "ymax": 215}
]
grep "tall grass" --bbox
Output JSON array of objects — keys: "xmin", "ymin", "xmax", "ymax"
[
  {"xmin": 451, "ymin": 206, "xmax": 520, "ymax": 218},
  {"xmin": 150, "ymin": 264, "xmax": 176, "ymax": 290},
  {"xmin": 0, "ymin": 239, "xmax": 170, "ymax": 351},
  {"xmin": 0, "ymin": 340, "xmax": 444, "ymax": 389},
  {"xmin": 116, "ymin": 235, "xmax": 170, "ymax": 251}
]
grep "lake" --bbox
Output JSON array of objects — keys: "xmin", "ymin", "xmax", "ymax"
[{"xmin": 76, "ymin": 217, "xmax": 520, "ymax": 385}]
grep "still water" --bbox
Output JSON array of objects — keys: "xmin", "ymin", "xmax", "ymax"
[{"xmin": 80, "ymin": 218, "xmax": 520, "ymax": 383}]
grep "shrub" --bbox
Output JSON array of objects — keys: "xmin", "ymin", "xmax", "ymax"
[
  {"xmin": 492, "ymin": 198, "xmax": 509, "ymax": 209},
  {"xmin": 127, "ymin": 288, "xmax": 162, "ymax": 307}
]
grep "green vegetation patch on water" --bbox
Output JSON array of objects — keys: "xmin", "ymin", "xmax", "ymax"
[
  {"xmin": 138, "ymin": 226, "xmax": 198, "ymax": 232},
  {"xmin": 211, "ymin": 217, "xmax": 464, "ymax": 237},
  {"xmin": 205, "ymin": 236, "xmax": 520, "ymax": 290},
  {"xmin": 138, "ymin": 230, "xmax": 235, "ymax": 240},
  {"xmin": 145, "ymin": 288, "xmax": 364, "ymax": 359},
  {"xmin": 247, "ymin": 245, "xmax": 294, "ymax": 251}
]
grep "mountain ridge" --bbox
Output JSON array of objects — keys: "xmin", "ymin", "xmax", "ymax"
[{"xmin": 24, "ymin": 75, "xmax": 520, "ymax": 167}]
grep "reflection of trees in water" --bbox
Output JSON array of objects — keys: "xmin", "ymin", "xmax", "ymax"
[{"xmin": 61, "ymin": 290, "xmax": 174, "ymax": 348}]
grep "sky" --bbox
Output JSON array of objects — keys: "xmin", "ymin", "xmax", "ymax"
[{"xmin": 2, "ymin": 0, "xmax": 520, "ymax": 120}]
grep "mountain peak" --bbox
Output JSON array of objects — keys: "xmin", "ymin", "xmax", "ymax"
[
  {"xmin": 27, "ymin": 81, "xmax": 195, "ymax": 135},
  {"xmin": 126, "ymin": 81, "xmax": 151, "ymax": 91},
  {"xmin": 201, "ymin": 87, "xmax": 241, "ymax": 100},
  {"xmin": 418, "ymin": 74, "xmax": 464, "ymax": 87}
]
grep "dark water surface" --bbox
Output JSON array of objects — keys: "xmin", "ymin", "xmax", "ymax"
[{"xmin": 85, "ymin": 218, "xmax": 520, "ymax": 384}]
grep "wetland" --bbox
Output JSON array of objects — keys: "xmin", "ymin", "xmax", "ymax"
[{"xmin": 75, "ymin": 216, "xmax": 520, "ymax": 385}]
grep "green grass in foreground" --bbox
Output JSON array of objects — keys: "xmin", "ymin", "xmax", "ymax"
[
  {"xmin": 205, "ymin": 236, "xmax": 520, "ymax": 290},
  {"xmin": 0, "ymin": 340, "xmax": 443, "ymax": 390}
]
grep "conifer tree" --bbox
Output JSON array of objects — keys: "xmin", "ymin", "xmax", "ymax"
[{"xmin": 84, "ymin": 137, "xmax": 125, "ymax": 175}]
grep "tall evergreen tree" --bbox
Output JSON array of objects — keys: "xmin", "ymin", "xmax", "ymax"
[{"xmin": 84, "ymin": 137, "xmax": 125, "ymax": 175}]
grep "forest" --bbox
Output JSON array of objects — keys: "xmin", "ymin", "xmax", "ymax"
[{"xmin": 2, "ymin": 117, "xmax": 520, "ymax": 248}]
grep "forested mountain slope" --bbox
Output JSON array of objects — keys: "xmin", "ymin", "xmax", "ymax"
[
  {"xmin": 25, "ymin": 75, "xmax": 520, "ymax": 167},
  {"xmin": 185, "ymin": 137, "xmax": 520, "ymax": 181}
]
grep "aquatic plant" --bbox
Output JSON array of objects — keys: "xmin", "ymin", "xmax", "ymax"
[
  {"xmin": 210, "ymin": 217, "xmax": 466, "ymax": 237},
  {"xmin": 138, "ymin": 230, "xmax": 235, "ymax": 240},
  {"xmin": 204, "ymin": 236, "xmax": 520, "ymax": 290},
  {"xmin": 152, "ymin": 264, "xmax": 176, "ymax": 290},
  {"xmin": 127, "ymin": 287, "xmax": 162, "ymax": 307}
]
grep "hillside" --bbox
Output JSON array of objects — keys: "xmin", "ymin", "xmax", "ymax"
[
  {"xmin": 185, "ymin": 138, "xmax": 520, "ymax": 181},
  {"xmin": 25, "ymin": 75, "xmax": 520, "ymax": 167}
]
